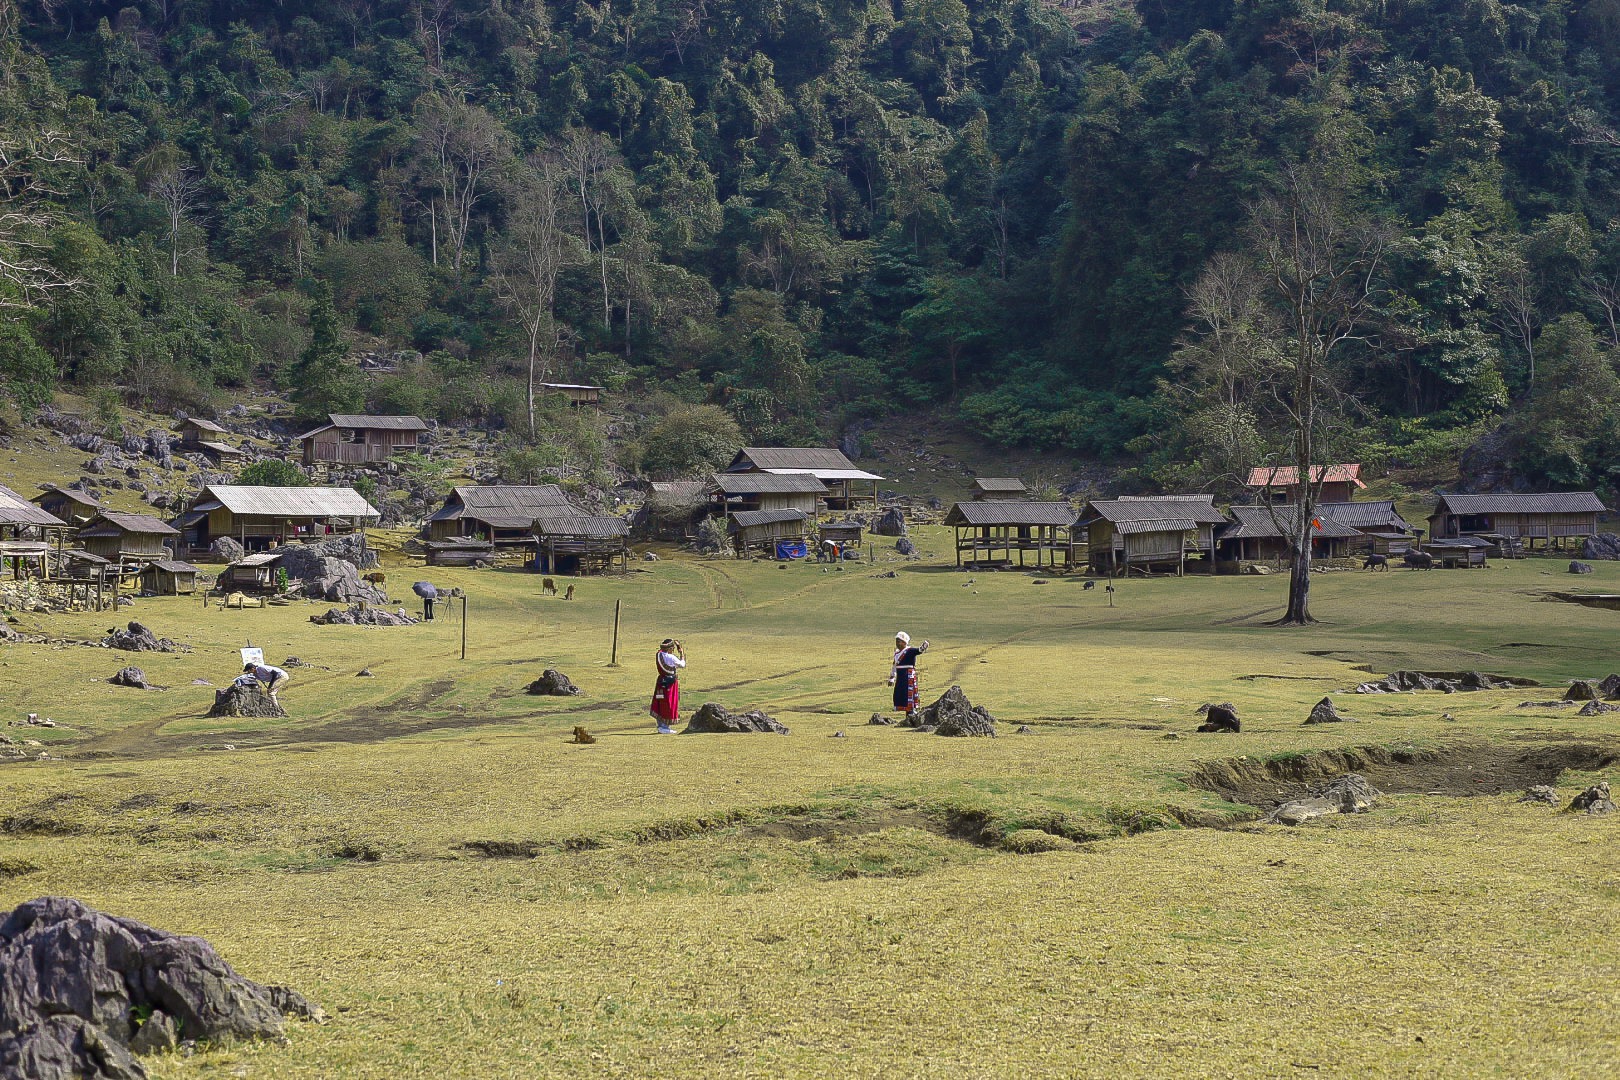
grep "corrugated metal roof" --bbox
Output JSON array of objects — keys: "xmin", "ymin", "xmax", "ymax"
[
  {"xmin": 200, "ymin": 486, "xmax": 381, "ymax": 519},
  {"xmin": 35, "ymin": 484, "xmax": 101, "ymax": 507},
  {"xmin": 428, "ymin": 485, "xmax": 580, "ymax": 528},
  {"xmin": 180, "ymin": 417, "xmax": 228, "ymax": 434},
  {"xmin": 1431, "ymin": 492, "xmax": 1608, "ymax": 515},
  {"xmin": 328, "ymin": 413, "xmax": 428, "ymax": 431},
  {"xmin": 80, "ymin": 511, "xmax": 180, "ymax": 536},
  {"xmin": 1246, "ymin": 464, "xmax": 1365, "ymax": 488},
  {"xmin": 943, "ymin": 501, "xmax": 1077, "ymax": 527},
  {"xmin": 728, "ymin": 509, "xmax": 808, "ymax": 529},
  {"xmin": 710, "ymin": 472, "xmax": 827, "ymax": 495},
  {"xmin": 730, "ymin": 447, "xmax": 857, "ymax": 471},
  {"xmin": 537, "ymin": 383, "xmax": 605, "ymax": 391},
  {"xmin": 1079, "ymin": 497, "xmax": 1227, "ymax": 526},
  {"xmin": 1426, "ymin": 535, "xmax": 1492, "ymax": 548},
  {"xmin": 1219, "ymin": 505, "xmax": 1360, "ymax": 540},
  {"xmin": 973, "ymin": 477, "xmax": 1027, "ymax": 492},
  {"xmin": 532, "ymin": 514, "xmax": 628, "ymax": 538},
  {"xmin": 1114, "ymin": 518, "xmax": 1200, "ymax": 535},
  {"xmin": 194, "ymin": 440, "xmax": 243, "ymax": 455},
  {"xmin": 233, "ymin": 552, "xmax": 285, "ymax": 567},
  {"xmin": 1317, "ymin": 501, "xmax": 1413, "ymax": 531},
  {"xmin": 648, "ymin": 482, "xmax": 710, "ymax": 503},
  {"xmin": 762, "ymin": 468, "xmax": 885, "ymax": 481},
  {"xmin": 0, "ymin": 484, "xmax": 68, "ymax": 528},
  {"xmin": 144, "ymin": 560, "xmax": 200, "ymax": 573}
]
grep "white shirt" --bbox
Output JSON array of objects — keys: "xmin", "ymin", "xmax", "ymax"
[{"xmin": 657, "ymin": 650, "xmax": 686, "ymax": 675}]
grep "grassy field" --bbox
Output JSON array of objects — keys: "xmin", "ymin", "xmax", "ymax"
[{"xmin": 2, "ymin": 529, "xmax": 1618, "ymax": 1077}]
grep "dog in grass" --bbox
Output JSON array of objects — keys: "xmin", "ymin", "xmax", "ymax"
[
  {"xmin": 542, "ymin": 578, "xmax": 557, "ymax": 596},
  {"xmin": 571, "ymin": 726, "xmax": 596, "ymax": 744}
]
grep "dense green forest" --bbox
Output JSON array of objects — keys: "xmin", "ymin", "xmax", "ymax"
[{"xmin": 3, "ymin": 0, "xmax": 1620, "ymax": 488}]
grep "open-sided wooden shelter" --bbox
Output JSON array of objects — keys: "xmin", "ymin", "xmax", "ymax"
[
  {"xmin": 944, "ymin": 500, "xmax": 1077, "ymax": 569},
  {"xmin": 1076, "ymin": 496, "xmax": 1227, "ymax": 575},
  {"xmin": 532, "ymin": 513, "xmax": 631, "ymax": 575}
]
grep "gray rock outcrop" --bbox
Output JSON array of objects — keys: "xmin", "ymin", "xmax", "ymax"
[
  {"xmin": 102, "ymin": 623, "xmax": 180, "ymax": 653},
  {"xmin": 207, "ymin": 536, "xmax": 244, "ymax": 564},
  {"xmin": 871, "ymin": 508, "xmax": 907, "ymax": 537},
  {"xmin": 0, "ymin": 896, "xmax": 321, "ymax": 1080},
  {"xmin": 207, "ymin": 684, "xmax": 286, "ymax": 719},
  {"xmin": 108, "ymin": 668, "xmax": 148, "ymax": 689},
  {"xmin": 1353, "ymin": 670, "xmax": 1526, "ymax": 694},
  {"xmin": 1581, "ymin": 533, "xmax": 1620, "ymax": 561},
  {"xmin": 1518, "ymin": 785, "xmax": 1559, "ymax": 805},
  {"xmin": 1564, "ymin": 680, "xmax": 1600, "ymax": 701},
  {"xmin": 526, "ymin": 669, "xmax": 582, "ymax": 696},
  {"xmin": 1304, "ymin": 696, "xmax": 1359, "ymax": 724},
  {"xmin": 868, "ymin": 713, "xmax": 896, "ymax": 726},
  {"xmin": 308, "ymin": 605, "xmax": 417, "ymax": 627},
  {"xmin": 1567, "ymin": 781, "xmax": 1615, "ymax": 815},
  {"xmin": 895, "ymin": 537, "xmax": 917, "ymax": 556},
  {"xmin": 1569, "ymin": 560, "xmax": 1594, "ymax": 575},
  {"xmin": 1266, "ymin": 774, "xmax": 1380, "ymax": 826},
  {"xmin": 907, "ymin": 685, "xmax": 996, "ymax": 737},
  {"xmin": 683, "ymin": 703, "xmax": 790, "ymax": 734}
]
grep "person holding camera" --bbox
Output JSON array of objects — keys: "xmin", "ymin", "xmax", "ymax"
[{"xmin": 650, "ymin": 638, "xmax": 686, "ymax": 734}]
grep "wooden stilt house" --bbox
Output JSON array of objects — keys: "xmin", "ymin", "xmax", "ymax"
[
  {"xmin": 972, "ymin": 478, "xmax": 1028, "ymax": 501},
  {"xmin": 31, "ymin": 484, "xmax": 102, "ymax": 528},
  {"xmin": 1317, "ymin": 501, "xmax": 1418, "ymax": 556},
  {"xmin": 1215, "ymin": 505, "xmax": 1361, "ymax": 567},
  {"xmin": 944, "ymin": 500, "xmax": 1078, "ymax": 569},
  {"xmin": 426, "ymin": 485, "xmax": 577, "ymax": 545},
  {"xmin": 723, "ymin": 448, "xmax": 883, "ymax": 511},
  {"xmin": 531, "ymin": 513, "xmax": 631, "ymax": 575},
  {"xmin": 1427, "ymin": 492, "xmax": 1608, "ymax": 551},
  {"xmin": 728, "ymin": 509, "xmax": 809, "ymax": 556},
  {"xmin": 77, "ymin": 512, "xmax": 180, "ymax": 575},
  {"xmin": 1076, "ymin": 497, "xmax": 1228, "ymax": 576}
]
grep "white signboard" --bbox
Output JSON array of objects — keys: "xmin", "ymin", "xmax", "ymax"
[{"xmin": 240, "ymin": 647, "xmax": 264, "ymax": 669}]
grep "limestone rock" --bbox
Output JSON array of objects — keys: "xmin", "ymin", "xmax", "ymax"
[
  {"xmin": 1518, "ymin": 785, "xmax": 1559, "ymax": 805},
  {"xmin": 1266, "ymin": 774, "xmax": 1380, "ymax": 826},
  {"xmin": 1353, "ymin": 670, "xmax": 1523, "ymax": 694},
  {"xmin": 207, "ymin": 536, "xmax": 244, "ymax": 564},
  {"xmin": 1581, "ymin": 533, "xmax": 1620, "ymax": 561},
  {"xmin": 526, "ymin": 669, "xmax": 582, "ymax": 696},
  {"xmin": 207, "ymin": 684, "xmax": 286, "ymax": 719},
  {"xmin": 0, "ymin": 896, "xmax": 320, "ymax": 1079},
  {"xmin": 1564, "ymin": 680, "xmax": 1600, "ymax": 701},
  {"xmin": 1598, "ymin": 673, "xmax": 1620, "ymax": 699},
  {"xmin": 1567, "ymin": 781, "xmax": 1615, "ymax": 815},
  {"xmin": 908, "ymin": 685, "xmax": 996, "ymax": 737},
  {"xmin": 102, "ymin": 622, "xmax": 179, "ymax": 653},
  {"xmin": 683, "ymin": 703, "xmax": 789, "ymax": 734},
  {"xmin": 108, "ymin": 667, "xmax": 148, "ymax": 690},
  {"xmin": 1304, "ymin": 696, "xmax": 1358, "ymax": 724},
  {"xmin": 871, "ymin": 508, "xmax": 907, "ymax": 537},
  {"xmin": 868, "ymin": 713, "xmax": 896, "ymax": 726},
  {"xmin": 309, "ymin": 605, "xmax": 416, "ymax": 627},
  {"xmin": 1568, "ymin": 560, "xmax": 1594, "ymax": 575},
  {"xmin": 1196, "ymin": 703, "xmax": 1240, "ymax": 733},
  {"xmin": 895, "ymin": 537, "xmax": 917, "ymax": 556},
  {"xmin": 1577, "ymin": 699, "xmax": 1619, "ymax": 716}
]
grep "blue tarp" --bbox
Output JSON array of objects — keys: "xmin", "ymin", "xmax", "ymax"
[{"xmin": 775, "ymin": 541, "xmax": 809, "ymax": 560}]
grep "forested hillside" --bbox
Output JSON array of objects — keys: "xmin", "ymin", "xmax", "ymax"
[{"xmin": 3, "ymin": 0, "xmax": 1620, "ymax": 490}]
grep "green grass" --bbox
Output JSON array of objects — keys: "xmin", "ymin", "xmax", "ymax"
[{"xmin": 2, "ymin": 530, "xmax": 1618, "ymax": 1077}]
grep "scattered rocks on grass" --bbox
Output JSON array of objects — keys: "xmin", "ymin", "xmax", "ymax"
[
  {"xmin": 526, "ymin": 669, "xmax": 582, "ymax": 696},
  {"xmin": 874, "ymin": 570, "xmax": 897, "ymax": 579},
  {"xmin": 1577, "ymin": 700, "xmax": 1620, "ymax": 716},
  {"xmin": 1304, "ymin": 696, "xmax": 1359, "ymax": 724},
  {"xmin": 871, "ymin": 507, "xmax": 907, "ymax": 537},
  {"xmin": 1352, "ymin": 670, "xmax": 1526, "ymax": 694},
  {"xmin": 1566, "ymin": 781, "xmax": 1615, "ymax": 815},
  {"xmin": 1564, "ymin": 680, "xmax": 1600, "ymax": 701},
  {"xmin": 1265, "ymin": 774, "xmax": 1380, "ymax": 826},
  {"xmin": 895, "ymin": 537, "xmax": 917, "ymax": 556},
  {"xmin": 1569, "ymin": 560, "xmax": 1595, "ymax": 575},
  {"xmin": 906, "ymin": 686, "xmax": 996, "ymax": 737},
  {"xmin": 309, "ymin": 605, "xmax": 417, "ymax": 627},
  {"xmin": 0, "ymin": 895, "xmax": 322, "ymax": 1080},
  {"xmin": 1016, "ymin": 725, "xmax": 1036, "ymax": 734},
  {"xmin": 108, "ymin": 667, "xmax": 149, "ymax": 689},
  {"xmin": 1598, "ymin": 674, "xmax": 1620, "ymax": 698},
  {"xmin": 1518, "ymin": 785, "xmax": 1559, "ymax": 805},
  {"xmin": 207, "ymin": 536, "xmax": 244, "ymax": 563},
  {"xmin": 206, "ymin": 684, "xmax": 286, "ymax": 719},
  {"xmin": 1196, "ymin": 703, "xmax": 1240, "ymax": 733},
  {"xmin": 868, "ymin": 713, "xmax": 896, "ymax": 726},
  {"xmin": 355, "ymin": 668, "xmax": 374, "ymax": 677},
  {"xmin": 682, "ymin": 703, "xmax": 790, "ymax": 734},
  {"xmin": 101, "ymin": 622, "xmax": 180, "ymax": 653},
  {"xmin": 1518, "ymin": 700, "xmax": 1576, "ymax": 709}
]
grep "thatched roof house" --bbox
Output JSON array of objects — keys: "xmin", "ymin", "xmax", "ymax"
[
  {"xmin": 944, "ymin": 500, "xmax": 1078, "ymax": 569},
  {"xmin": 1427, "ymin": 492, "xmax": 1607, "ymax": 548},
  {"xmin": 426, "ymin": 485, "xmax": 579, "ymax": 544},
  {"xmin": 1076, "ymin": 496, "xmax": 1227, "ymax": 575}
]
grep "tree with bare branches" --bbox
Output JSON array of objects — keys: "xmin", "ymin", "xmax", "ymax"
[
  {"xmin": 415, "ymin": 96, "xmax": 509, "ymax": 275},
  {"xmin": 148, "ymin": 162, "xmax": 203, "ymax": 277}
]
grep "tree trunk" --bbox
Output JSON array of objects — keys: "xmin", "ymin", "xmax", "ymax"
[{"xmin": 1282, "ymin": 533, "xmax": 1314, "ymax": 624}]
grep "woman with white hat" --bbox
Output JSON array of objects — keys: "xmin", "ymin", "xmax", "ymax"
[{"xmin": 886, "ymin": 631, "xmax": 930, "ymax": 722}]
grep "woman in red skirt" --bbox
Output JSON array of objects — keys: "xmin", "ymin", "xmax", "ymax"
[{"xmin": 650, "ymin": 638, "xmax": 685, "ymax": 733}]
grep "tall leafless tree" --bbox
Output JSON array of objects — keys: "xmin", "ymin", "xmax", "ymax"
[
  {"xmin": 0, "ymin": 126, "xmax": 80, "ymax": 307},
  {"xmin": 415, "ymin": 96, "xmax": 508, "ymax": 275},
  {"xmin": 148, "ymin": 163, "xmax": 203, "ymax": 277}
]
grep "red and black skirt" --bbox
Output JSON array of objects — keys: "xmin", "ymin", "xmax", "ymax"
[{"xmin": 651, "ymin": 673, "xmax": 680, "ymax": 722}]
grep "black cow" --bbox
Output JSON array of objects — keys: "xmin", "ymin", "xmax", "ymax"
[
  {"xmin": 1364, "ymin": 554, "xmax": 1389, "ymax": 571},
  {"xmin": 1403, "ymin": 550, "xmax": 1434, "ymax": 570}
]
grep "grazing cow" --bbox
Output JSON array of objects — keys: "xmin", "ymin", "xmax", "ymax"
[
  {"xmin": 1403, "ymin": 550, "xmax": 1434, "ymax": 570},
  {"xmin": 1082, "ymin": 580, "xmax": 1096, "ymax": 590},
  {"xmin": 541, "ymin": 577, "xmax": 557, "ymax": 595},
  {"xmin": 563, "ymin": 584, "xmax": 575, "ymax": 600},
  {"xmin": 362, "ymin": 571, "xmax": 386, "ymax": 584},
  {"xmin": 1363, "ymin": 554, "xmax": 1389, "ymax": 571}
]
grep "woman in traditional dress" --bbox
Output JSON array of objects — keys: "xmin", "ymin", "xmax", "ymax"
[
  {"xmin": 886, "ymin": 631, "xmax": 930, "ymax": 721},
  {"xmin": 650, "ymin": 638, "xmax": 685, "ymax": 733}
]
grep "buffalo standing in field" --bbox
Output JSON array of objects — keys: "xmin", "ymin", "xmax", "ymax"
[
  {"xmin": 1404, "ymin": 550, "xmax": 1434, "ymax": 570},
  {"xmin": 1364, "ymin": 554, "xmax": 1389, "ymax": 571}
]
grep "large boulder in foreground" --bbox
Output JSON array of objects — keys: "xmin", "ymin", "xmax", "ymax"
[
  {"xmin": 907, "ymin": 685, "xmax": 996, "ymax": 737},
  {"xmin": 683, "ymin": 703, "xmax": 789, "ymax": 734},
  {"xmin": 207, "ymin": 684, "xmax": 286, "ymax": 719},
  {"xmin": 0, "ymin": 896, "xmax": 321, "ymax": 1080},
  {"xmin": 206, "ymin": 536, "xmax": 244, "ymax": 564},
  {"xmin": 526, "ymin": 669, "xmax": 581, "ymax": 696},
  {"xmin": 1266, "ymin": 774, "xmax": 1380, "ymax": 826}
]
